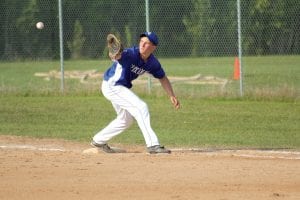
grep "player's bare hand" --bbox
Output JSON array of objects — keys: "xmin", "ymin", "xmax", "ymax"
[{"xmin": 170, "ymin": 96, "xmax": 180, "ymax": 110}]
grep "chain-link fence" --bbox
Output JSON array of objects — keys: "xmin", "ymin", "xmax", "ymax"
[
  {"xmin": 0, "ymin": 0, "xmax": 299, "ymax": 97},
  {"xmin": 2, "ymin": 0, "xmax": 299, "ymax": 59}
]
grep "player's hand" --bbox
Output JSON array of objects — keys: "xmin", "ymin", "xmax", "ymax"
[{"xmin": 170, "ymin": 96, "xmax": 180, "ymax": 110}]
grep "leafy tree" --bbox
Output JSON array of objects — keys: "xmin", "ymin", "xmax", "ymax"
[
  {"xmin": 242, "ymin": 0, "xmax": 300, "ymax": 55},
  {"xmin": 0, "ymin": 0, "xmax": 299, "ymax": 59},
  {"xmin": 151, "ymin": 0, "xmax": 193, "ymax": 56},
  {"xmin": 1, "ymin": 0, "xmax": 25, "ymax": 59},
  {"xmin": 67, "ymin": 20, "xmax": 85, "ymax": 59},
  {"xmin": 183, "ymin": 0, "xmax": 210, "ymax": 56}
]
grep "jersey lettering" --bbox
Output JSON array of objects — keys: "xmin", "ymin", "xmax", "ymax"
[{"xmin": 131, "ymin": 64, "xmax": 147, "ymax": 75}]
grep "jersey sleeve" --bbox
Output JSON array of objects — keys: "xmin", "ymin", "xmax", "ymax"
[{"xmin": 149, "ymin": 57, "xmax": 165, "ymax": 79}]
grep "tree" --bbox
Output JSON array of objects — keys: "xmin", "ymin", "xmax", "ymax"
[
  {"xmin": 242, "ymin": 0, "xmax": 300, "ymax": 55},
  {"xmin": 67, "ymin": 20, "xmax": 85, "ymax": 59}
]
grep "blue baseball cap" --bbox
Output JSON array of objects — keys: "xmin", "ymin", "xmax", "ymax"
[{"xmin": 140, "ymin": 32, "xmax": 159, "ymax": 46}]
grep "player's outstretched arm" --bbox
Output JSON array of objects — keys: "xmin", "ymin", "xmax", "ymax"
[{"xmin": 159, "ymin": 76, "xmax": 180, "ymax": 109}]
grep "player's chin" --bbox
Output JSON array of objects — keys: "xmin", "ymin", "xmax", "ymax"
[{"xmin": 139, "ymin": 49, "xmax": 145, "ymax": 54}]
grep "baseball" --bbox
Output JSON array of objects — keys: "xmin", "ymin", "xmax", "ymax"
[{"xmin": 36, "ymin": 22, "xmax": 44, "ymax": 29}]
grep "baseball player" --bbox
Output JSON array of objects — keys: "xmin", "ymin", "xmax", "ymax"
[{"xmin": 91, "ymin": 32, "xmax": 180, "ymax": 154}]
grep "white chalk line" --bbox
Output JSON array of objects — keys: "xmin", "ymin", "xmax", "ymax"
[
  {"xmin": 0, "ymin": 144, "xmax": 66, "ymax": 152},
  {"xmin": 231, "ymin": 153, "xmax": 300, "ymax": 160},
  {"xmin": 1, "ymin": 144, "xmax": 300, "ymax": 160},
  {"xmin": 171, "ymin": 148, "xmax": 300, "ymax": 160}
]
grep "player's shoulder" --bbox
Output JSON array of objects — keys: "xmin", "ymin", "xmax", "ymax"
[
  {"xmin": 121, "ymin": 46, "xmax": 138, "ymax": 58},
  {"xmin": 123, "ymin": 46, "xmax": 138, "ymax": 54},
  {"xmin": 148, "ymin": 54, "xmax": 161, "ymax": 66}
]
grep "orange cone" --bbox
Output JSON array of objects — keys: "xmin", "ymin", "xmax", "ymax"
[{"xmin": 233, "ymin": 57, "xmax": 240, "ymax": 80}]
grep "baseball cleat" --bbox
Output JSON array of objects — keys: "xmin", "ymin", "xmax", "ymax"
[
  {"xmin": 91, "ymin": 141, "xmax": 117, "ymax": 153},
  {"xmin": 147, "ymin": 145, "xmax": 171, "ymax": 154}
]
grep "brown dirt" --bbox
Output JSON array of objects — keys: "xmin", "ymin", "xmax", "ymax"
[
  {"xmin": 1, "ymin": 135, "xmax": 300, "ymax": 200},
  {"xmin": 34, "ymin": 70, "xmax": 229, "ymax": 86}
]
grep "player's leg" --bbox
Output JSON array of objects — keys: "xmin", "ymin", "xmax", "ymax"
[
  {"xmin": 92, "ymin": 103, "xmax": 134, "ymax": 145},
  {"xmin": 126, "ymin": 96, "xmax": 160, "ymax": 147},
  {"xmin": 121, "ymin": 92, "xmax": 170, "ymax": 153},
  {"xmin": 102, "ymin": 81, "xmax": 160, "ymax": 147}
]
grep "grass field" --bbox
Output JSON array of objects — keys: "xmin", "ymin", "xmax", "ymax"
[
  {"xmin": 0, "ymin": 56, "xmax": 299, "ymax": 149},
  {"xmin": 1, "ymin": 56, "xmax": 299, "ymax": 98}
]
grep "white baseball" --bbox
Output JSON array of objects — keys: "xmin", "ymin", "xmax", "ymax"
[{"xmin": 36, "ymin": 22, "xmax": 44, "ymax": 29}]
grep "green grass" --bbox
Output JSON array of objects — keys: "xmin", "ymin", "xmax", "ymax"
[
  {"xmin": 0, "ymin": 96, "xmax": 299, "ymax": 149},
  {"xmin": 0, "ymin": 55, "xmax": 299, "ymax": 149},
  {"xmin": 0, "ymin": 56, "xmax": 299, "ymax": 98}
]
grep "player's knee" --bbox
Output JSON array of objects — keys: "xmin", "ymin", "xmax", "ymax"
[
  {"xmin": 117, "ymin": 113, "xmax": 134, "ymax": 128},
  {"xmin": 138, "ymin": 101, "xmax": 148, "ymax": 113},
  {"xmin": 131, "ymin": 101, "xmax": 149, "ymax": 118}
]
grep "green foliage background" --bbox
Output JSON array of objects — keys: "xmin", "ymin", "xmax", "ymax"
[{"xmin": 1, "ymin": 0, "xmax": 299, "ymax": 60}]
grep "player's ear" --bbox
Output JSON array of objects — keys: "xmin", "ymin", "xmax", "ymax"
[{"xmin": 152, "ymin": 45, "xmax": 157, "ymax": 51}]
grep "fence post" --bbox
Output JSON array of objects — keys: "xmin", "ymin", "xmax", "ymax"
[
  {"xmin": 58, "ymin": 0, "xmax": 64, "ymax": 93},
  {"xmin": 145, "ymin": 0, "xmax": 152, "ymax": 93},
  {"xmin": 237, "ymin": 0, "xmax": 243, "ymax": 96}
]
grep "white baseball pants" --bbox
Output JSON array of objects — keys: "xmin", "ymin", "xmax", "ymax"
[{"xmin": 93, "ymin": 80, "xmax": 160, "ymax": 147}]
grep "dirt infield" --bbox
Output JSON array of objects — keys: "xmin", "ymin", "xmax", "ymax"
[{"xmin": 1, "ymin": 135, "xmax": 300, "ymax": 200}]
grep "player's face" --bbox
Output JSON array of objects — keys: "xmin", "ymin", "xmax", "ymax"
[{"xmin": 139, "ymin": 37, "xmax": 156, "ymax": 60}]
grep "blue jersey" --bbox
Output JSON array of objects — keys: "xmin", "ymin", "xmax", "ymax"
[{"xmin": 103, "ymin": 46, "xmax": 165, "ymax": 88}]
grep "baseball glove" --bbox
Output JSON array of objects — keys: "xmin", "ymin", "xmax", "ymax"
[{"xmin": 107, "ymin": 34, "xmax": 124, "ymax": 59}]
